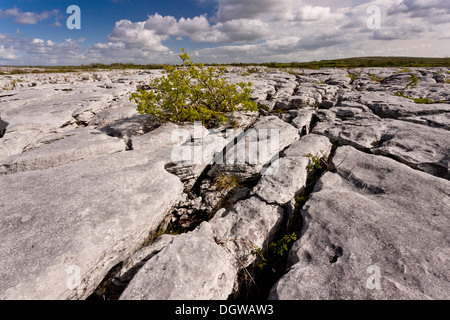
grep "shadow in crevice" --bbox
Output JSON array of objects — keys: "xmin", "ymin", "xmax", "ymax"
[
  {"xmin": 0, "ymin": 117, "xmax": 8, "ymax": 138},
  {"xmin": 231, "ymin": 144, "xmax": 340, "ymax": 301},
  {"xmin": 98, "ymin": 114, "xmax": 160, "ymax": 139},
  {"xmin": 86, "ymin": 244, "xmax": 168, "ymax": 301}
]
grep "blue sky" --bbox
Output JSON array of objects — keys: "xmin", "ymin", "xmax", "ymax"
[
  {"xmin": 1, "ymin": 0, "xmax": 449, "ymax": 65},
  {"xmin": 0, "ymin": 0, "xmax": 217, "ymax": 45}
]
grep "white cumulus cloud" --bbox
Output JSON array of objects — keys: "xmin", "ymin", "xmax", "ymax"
[
  {"xmin": 1, "ymin": 0, "xmax": 449, "ymax": 65},
  {"xmin": 0, "ymin": 6, "xmax": 59, "ymax": 25}
]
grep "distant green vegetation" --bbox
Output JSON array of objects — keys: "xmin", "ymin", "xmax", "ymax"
[
  {"xmin": 231, "ymin": 56, "xmax": 450, "ymax": 69},
  {"xmin": 1, "ymin": 56, "xmax": 449, "ymax": 75},
  {"xmin": 0, "ymin": 63, "xmax": 164, "ymax": 75}
]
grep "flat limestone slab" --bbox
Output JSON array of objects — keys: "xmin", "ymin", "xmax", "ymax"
[
  {"xmin": 0, "ymin": 147, "xmax": 183, "ymax": 300},
  {"xmin": 313, "ymin": 105, "xmax": 450, "ymax": 179},
  {"xmin": 120, "ymin": 196, "xmax": 284, "ymax": 300},
  {"xmin": 0, "ymin": 128, "xmax": 126, "ymax": 174},
  {"xmin": 269, "ymin": 146, "xmax": 450, "ymax": 300},
  {"xmin": 120, "ymin": 223, "xmax": 236, "ymax": 300},
  {"xmin": 253, "ymin": 134, "xmax": 332, "ymax": 205}
]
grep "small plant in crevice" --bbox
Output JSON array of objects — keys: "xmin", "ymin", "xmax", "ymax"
[
  {"xmin": 395, "ymin": 67, "xmax": 412, "ymax": 74},
  {"xmin": 294, "ymin": 195, "xmax": 309, "ymax": 208},
  {"xmin": 394, "ymin": 91, "xmax": 444, "ymax": 104},
  {"xmin": 394, "ymin": 90, "xmax": 409, "ymax": 99},
  {"xmin": 306, "ymin": 150, "xmax": 333, "ymax": 171},
  {"xmin": 142, "ymin": 222, "xmax": 183, "ymax": 247},
  {"xmin": 347, "ymin": 69, "xmax": 362, "ymax": 84},
  {"xmin": 413, "ymin": 97, "xmax": 444, "ymax": 104},
  {"xmin": 2, "ymin": 79, "xmax": 18, "ymax": 90},
  {"xmin": 369, "ymin": 73, "xmax": 385, "ymax": 82},
  {"xmin": 286, "ymin": 69, "xmax": 304, "ymax": 76},
  {"xmin": 287, "ymin": 195, "xmax": 309, "ymax": 232},
  {"xmin": 391, "ymin": 73, "xmax": 444, "ymax": 104},
  {"xmin": 269, "ymin": 233, "xmax": 298, "ymax": 257},
  {"xmin": 250, "ymin": 232, "xmax": 299, "ymax": 272},
  {"xmin": 245, "ymin": 67, "xmax": 261, "ymax": 75},
  {"xmin": 250, "ymin": 246, "xmax": 267, "ymax": 270},
  {"xmin": 303, "ymin": 148, "xmax": 338, "ymax": 193},
  {"xmin": 271, "ymin": 107, "xmax": 287, "ymax": 115},
  {"xmin": 347, "ymin": 73, "xmax": 358, "ymax": 83},
  {"xmin": 234, "ymin": 148, "xmax": 340, "ymax": 300},
  {"xmin": 236, "ymin": 230, "xmax": 299, "ymax": 300},
  {"xmin": 406, "ymin": 73, "xmax": 419, "ymax": 89},
  {"xmin": 213, "ymin": 172, "xmax": 242, "ymax": 192}
]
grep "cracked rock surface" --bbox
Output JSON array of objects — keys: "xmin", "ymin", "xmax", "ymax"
[
  {"xmin": 0, "ymin": 67, "xmax": 449, "ymax": 300},
  {"xmin": 269, "ymin": 146, "xmax": 450, "ymax": 300}
]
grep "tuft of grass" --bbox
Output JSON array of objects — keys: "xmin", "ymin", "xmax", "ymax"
[
  {"xmin": 272, "ymin": 107, "xmax": 287, "ymax": 114},
  {"xmin": 214, "ymin": 172, "xmax": 242, "ymax": 192},
  {"xmin": 369, "ymin": 73, "xmax": 385, "ymax": 82},
  {"xmin": 2, "ymin": 79, "xmax": 18, "ymax": 90},
  {"xmin": 246, "ymin": 67, "xmax": 260, "ymax": 74},
  {"xmin": 228, "ymin": 119, "xmax": 240, "ymax": 129},
  {"xmin": 294, "ymin": 195, "xmax": 309, "ymax": 209},
  {"xmin": 348, "ymin": 73, "xmax": 358, "ymax": 83},
  {"xmin": 286, "ymin": 69, "xmax": 304, "ymax": 76},
  {"xmin": 347, "ymin": 69, "xmax": 363, "ymax": 83},
  {"xmin": 396, "ymin": 67, "xmax": 412, "ymax": 73}
]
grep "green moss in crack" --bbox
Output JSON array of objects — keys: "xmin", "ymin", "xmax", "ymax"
[{"xmin": 395, "ymin": 91, "xmax": 444, "ymax": 104}]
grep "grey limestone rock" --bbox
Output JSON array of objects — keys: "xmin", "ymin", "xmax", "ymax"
[
  {"xmin": 253, "ymin": 134, "xmax": 332, "ymax": 205},
  {"xmin": 120, "ymin": 222, "xmax": 236, "ymax": 300},
  {"xmin": 0, "ymin": 147, "xmax": 184, "ymax": 299},
  {"xmin": 0, "ymin": 127, "xmax": 126, "ymax": 174},
  {"xmin": 270, "ymin": 146, "xmax": 450, "ymax": 300}
]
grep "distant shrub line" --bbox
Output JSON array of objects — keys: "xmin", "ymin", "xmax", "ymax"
[{"xmin": 1, "ymin": 57, "xmax": 449, "ymax": 75}]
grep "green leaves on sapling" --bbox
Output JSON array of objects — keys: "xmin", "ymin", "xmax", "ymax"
[{"xmin": 130, "ymin": 48, "xmax": 258, "ymax": 128}]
